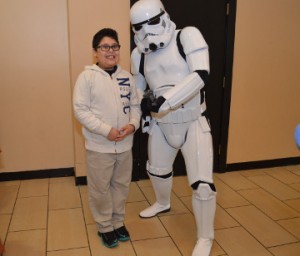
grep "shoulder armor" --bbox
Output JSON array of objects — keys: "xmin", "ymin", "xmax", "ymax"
[{"xmin": 180, "ymin": 26, "xmax": 208, "ymax": 56}]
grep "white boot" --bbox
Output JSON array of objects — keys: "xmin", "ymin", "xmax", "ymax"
[
  {"xmin": 139, "ymin": 175, "xmax": 172, "ymax": 218},
  {"xmin": 192, "ymin": 238, "xmax": 213, "ymax": 256},
  {"xmin": 191, "ymin": 183, "xmax": 216, "ymax": 256}
]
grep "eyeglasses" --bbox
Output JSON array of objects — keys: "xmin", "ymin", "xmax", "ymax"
[{"xmin": 97, "ymin": 44, "xmax": 121, "ymax": 52}]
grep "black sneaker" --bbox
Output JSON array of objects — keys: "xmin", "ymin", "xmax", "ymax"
[
  {"xmin": 114, "ymin": 226, "xmax": 130, "ymax": 241},
  {"xmin": 98, "ymin": 231, "xmax": 118, "ymax": 248}
]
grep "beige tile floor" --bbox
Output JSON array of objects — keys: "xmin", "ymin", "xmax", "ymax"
[{"xmin": 1, "ymin": 165, "xmax": 300, "ymax": 256}]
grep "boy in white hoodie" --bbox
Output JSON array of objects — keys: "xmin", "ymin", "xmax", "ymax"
[{"xmin": 73, "ymin": 28, "xmax": 141, "ymax": 248}]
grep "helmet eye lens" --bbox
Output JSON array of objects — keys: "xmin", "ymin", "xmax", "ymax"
[
  {"xmin": 148, "ymin": 17, "xmax": 160, "ymax": 26},
  {"xmin": 133, "ymin": 24, "xmax": 143, "ymax": 31},
  {"xmin": 132, "ymin": 11, "xmax": 165, "ymax": 32},
  {"xmin": 133, "ymin": 17, "xmax": 160, "ymax": 32}
]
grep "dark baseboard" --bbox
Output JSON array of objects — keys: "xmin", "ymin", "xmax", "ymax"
[
  {"xmin": 76, "ymin": 157, "xmax": 300, "ymax": 184},
  {"xmin": 75, "ymin": 176, "xmax": 87, "ymax": 186},
  {"xmin": 1, "ymin": 157, "xmax": 299, "ymax": 184},
  {"xmin": 225, "ymin": 157, "xmax": 300, "ymax": 172},
  {"xmin": 0, "ymin": 167, "xmax": 75, "ymax": 182}
]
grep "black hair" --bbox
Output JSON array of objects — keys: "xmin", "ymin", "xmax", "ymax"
[{"xmin": 92, "ymin": 28, "xmax": 119, "ymax": 50}]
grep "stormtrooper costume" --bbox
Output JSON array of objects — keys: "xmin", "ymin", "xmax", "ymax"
[{"xmin": 130, "ymin": 1, "xmax": 216, "ymax": 255}]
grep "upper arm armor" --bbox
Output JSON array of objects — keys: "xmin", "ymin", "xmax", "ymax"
[{"xmin": 180, "ymin": 26, "xmax": 210, "ymax": 73}]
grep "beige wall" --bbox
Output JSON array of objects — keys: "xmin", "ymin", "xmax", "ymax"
[
  {"xmin": 0, "ymin": 0, "xmax": 299, "ymax": 176},
  {"xmin": 227, "ymin": 0, "xmax": 300, "ymax": 163},
  {"xmin": 0, "ymin": 0, "xmax": 131, "ymax": 174},
  {"xmin": 0, "ymin": 0, "xmax": 74, "ymax": 172}
]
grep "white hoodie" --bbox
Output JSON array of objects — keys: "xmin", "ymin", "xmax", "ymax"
[{"xmin": 73, "ymin": 64, "xmax": 141, "ymax": 153}]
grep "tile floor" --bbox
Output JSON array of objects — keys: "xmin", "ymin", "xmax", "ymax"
[{"xmin": 1, "ymin": 165, "xmax": 300, "ymax": 255}]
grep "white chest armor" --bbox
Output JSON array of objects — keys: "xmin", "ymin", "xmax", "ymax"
[
  {"xmin": 144, "ymin": 31, "xmax": 190, "ymax": 91},
  {"xmin": 143, "ymin": 31, "xmax": 202, "ymax": 123}
]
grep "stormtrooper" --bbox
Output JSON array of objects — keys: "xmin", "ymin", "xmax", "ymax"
[{"xmin": 130, "ymin": 0, "xmax": 216, "ymax": 255}]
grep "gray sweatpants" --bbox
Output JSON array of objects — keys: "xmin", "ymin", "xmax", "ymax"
[{"xmin": 86, "ymin": 149, "xmax": 132, "ymax": 233}]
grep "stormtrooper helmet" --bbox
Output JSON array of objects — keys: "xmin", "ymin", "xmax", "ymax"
[{"xmin": 130, "ymin": 0, "xmax": 176, "ymax": 54}]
